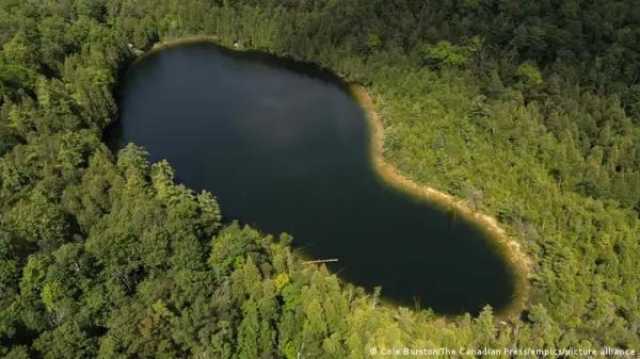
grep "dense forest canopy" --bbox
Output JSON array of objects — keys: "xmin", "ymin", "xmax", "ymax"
[{"xmin": 0, "ymin": 0, "xmax": 639, "ymax": 357}]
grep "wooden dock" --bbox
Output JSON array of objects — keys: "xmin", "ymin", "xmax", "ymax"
[{"xmin": 303, "ymin": 258, "xmax": 339, "ymax": 265}]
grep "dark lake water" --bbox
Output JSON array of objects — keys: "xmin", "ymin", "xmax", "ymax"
[{"xmin": 106, "ymin": 42, "xmax": 516, "ymax": 315}]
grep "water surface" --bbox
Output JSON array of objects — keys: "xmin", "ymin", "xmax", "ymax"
[{"xmin": 107, "ymin": 42, "xmax": 515, "ymax": 315}]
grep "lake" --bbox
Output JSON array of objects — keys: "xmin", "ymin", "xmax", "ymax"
[{"xmin": 106, "ymin": 41, "xmax": 516, "ymax": 315}]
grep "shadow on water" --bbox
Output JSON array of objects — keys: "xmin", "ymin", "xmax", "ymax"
[{"xmin": 105, "ymin": 41, "xmax": 517, "ymax": 316}]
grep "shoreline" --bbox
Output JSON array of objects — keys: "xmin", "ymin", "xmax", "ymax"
[
  {"xmin": 350, "ymin": 84, "xmax": 531, "ymax": 320},
  {"xmin": 133, "ymin": 36, "xmax": 531, "ymax": 319}
]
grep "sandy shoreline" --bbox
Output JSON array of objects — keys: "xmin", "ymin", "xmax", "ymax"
[{"xmin": 350, "ymin": 84, "xmax": 531, "ymax": 319}]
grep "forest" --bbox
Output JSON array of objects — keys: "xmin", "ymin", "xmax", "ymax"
[{"xmin": 0, "ymin": 0, "xmax": 639, "ymax": 357}]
